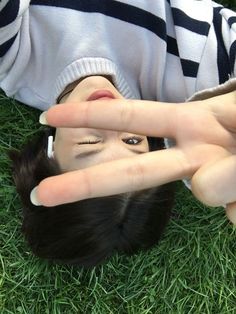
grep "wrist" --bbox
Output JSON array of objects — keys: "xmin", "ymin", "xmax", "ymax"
[{"xmin": 188, "ymin": 78, "xmax": 236, "ymax": 102}]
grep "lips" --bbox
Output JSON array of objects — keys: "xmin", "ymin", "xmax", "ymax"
[{"xmin": 87, "ymin": 90, "xmax": 115, "ymax": 101}]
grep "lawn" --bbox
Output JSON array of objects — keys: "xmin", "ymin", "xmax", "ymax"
[{"xmin": 0, "ymin": 1, "xmax": 235, "ymax": 313}]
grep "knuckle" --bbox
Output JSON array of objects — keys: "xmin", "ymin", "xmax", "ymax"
[
  {"xmin": 79, "ymin": 102, "xmax": 91, "ymax": 127},
  {"xmin": 175, "ymin": 149, "xmax": 193, "ymax": 177},
  {"xmin": 80, "ymin": 169, "xmax": 93, "ymax": 199},
  {"xmin": 119, "ymin": 100, "xmax": 134, "ymax": 129},
  {"xmin": 126, "ymin": 161, "xmax": 145, "ymax": 190}
]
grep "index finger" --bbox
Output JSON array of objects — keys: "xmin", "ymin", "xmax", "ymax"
[
  {"xmin": 42, "ymin": 99, "xmax": 178, "ymax": 138},
  {"xmin": 32, "ymin": 147, "xmax": 190, "ymax": 207}
]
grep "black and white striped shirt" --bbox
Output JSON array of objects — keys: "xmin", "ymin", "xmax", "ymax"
[{"xmin": 0, "ymin": 0, "xmax": 235, "ymax": 110}]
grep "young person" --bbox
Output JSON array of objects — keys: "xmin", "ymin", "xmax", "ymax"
[
  {"xmin": 9, "ymin": 75, "xmax": 175, "ymax": 267},
  {"xmin": 40, "ymin": 81, "xmax": 236, "ymax": 225},
  {"xmin": 1, "ymin": 0, "xmax": 236, "ymax": 264}
]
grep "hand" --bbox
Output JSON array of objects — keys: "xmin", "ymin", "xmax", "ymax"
[{"xmin": 35, "ymin": 92, "xmax": 236, "ymax": 223}]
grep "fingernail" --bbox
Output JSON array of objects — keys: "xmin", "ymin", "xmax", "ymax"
[
  {"xmin": 39, "ymin": 112, "xmax": 48, "ymax": 125},
  {"xmin": 30, "ymin": 187, "xmax": 42, "ymax": 206}
]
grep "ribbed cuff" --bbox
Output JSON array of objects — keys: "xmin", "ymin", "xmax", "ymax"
[{"xmin": 52, "ymin": 57, "xmax": 137, "ymax": 104}]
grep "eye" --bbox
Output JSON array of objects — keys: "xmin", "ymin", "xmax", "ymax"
[
  {"xmin": 122, "ymin": 137, "xmax": 143, "ymax": 145},
  {"xmin": 78, "ymin": 140, "xmax": 100, "ymax": 145}
]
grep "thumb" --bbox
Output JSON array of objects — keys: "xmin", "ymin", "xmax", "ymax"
[{"xmin": 226, "ymin": 202, "xmax": 236, "ymax": 225}]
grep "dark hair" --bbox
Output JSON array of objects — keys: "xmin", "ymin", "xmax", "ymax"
[{"xmin": 9, "ymin": 129, "xmax": 175, "ymax": 268}]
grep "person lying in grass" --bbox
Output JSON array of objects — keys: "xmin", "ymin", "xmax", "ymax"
[
  {"xmin": 9, "ymin": 75, "xmax": 175, "ymax": 267},
  {"xmin": 1, "ymin": 1, "xmax": 236, "ymax": 266}
]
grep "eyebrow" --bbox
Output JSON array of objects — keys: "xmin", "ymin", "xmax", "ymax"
[{"xmin": 75, "ymin": 148, "xmax": 144, "ymax": 159}]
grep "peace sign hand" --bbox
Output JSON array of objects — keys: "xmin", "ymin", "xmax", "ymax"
[{"xmin": 33, "ymin": 91, "xmax": 236, "ymax": 223}]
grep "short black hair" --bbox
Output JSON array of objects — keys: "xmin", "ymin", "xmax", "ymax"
[{"xmin": 9, "ymin": 129, "xmax": 175, "ymax": 268}]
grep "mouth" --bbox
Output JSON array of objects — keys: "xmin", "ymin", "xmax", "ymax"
[{"xmin": 87, "ymin": 90, "xmax": 115, "ymax": 101}]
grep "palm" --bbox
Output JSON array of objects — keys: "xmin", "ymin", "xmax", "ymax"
[{"xmin": 173, "ymin": 102, "xmax": 236, "ymax": 175}]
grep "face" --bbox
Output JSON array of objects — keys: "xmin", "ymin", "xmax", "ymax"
[{"xmin": 53, "ymin": 76, "xmax": 149, "ymax": 172}]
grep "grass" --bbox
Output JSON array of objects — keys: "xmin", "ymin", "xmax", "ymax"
[
  {"xmin": 218, "ymin": 0, "xmax": 236, "ymax": 9},
  {"xmin": 1, "ymin": 90, "xmax": 235, "ymax": 314},
  {"xmin": 0, "ymin": 1, "xmax": 236, "ymax": 313}
]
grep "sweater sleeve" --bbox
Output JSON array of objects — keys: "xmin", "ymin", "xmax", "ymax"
[
  {"xmin": 0, "ymin": 0, "xmax": 30, "ymax": 82},
  {"xmin": 215, "ymin": 5, "xmax": 236, "ymax": 78},
  {"xmin": 197, "ymin": 4, "xmax": 236, "ymax": 90}
]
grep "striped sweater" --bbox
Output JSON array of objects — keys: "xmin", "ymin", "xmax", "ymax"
[{"xmin": 0, "ymin": 0, "xmax": 235, "ymax": 110}]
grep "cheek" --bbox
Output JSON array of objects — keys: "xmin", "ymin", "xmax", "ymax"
[
  {"xmin": 55, "ymin": 128, "xmax": 76, "ymax": 140},
  {"xmin": 54, "ymin": 130, "xmax": 75, "ymax": 166},
  {"xmin": 53, "ymin": 144, "xmax": 72, "ymax": 172},
  {"xmin": 54, "ymin": 129, "xmax": 79, "ymax": 152}
]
